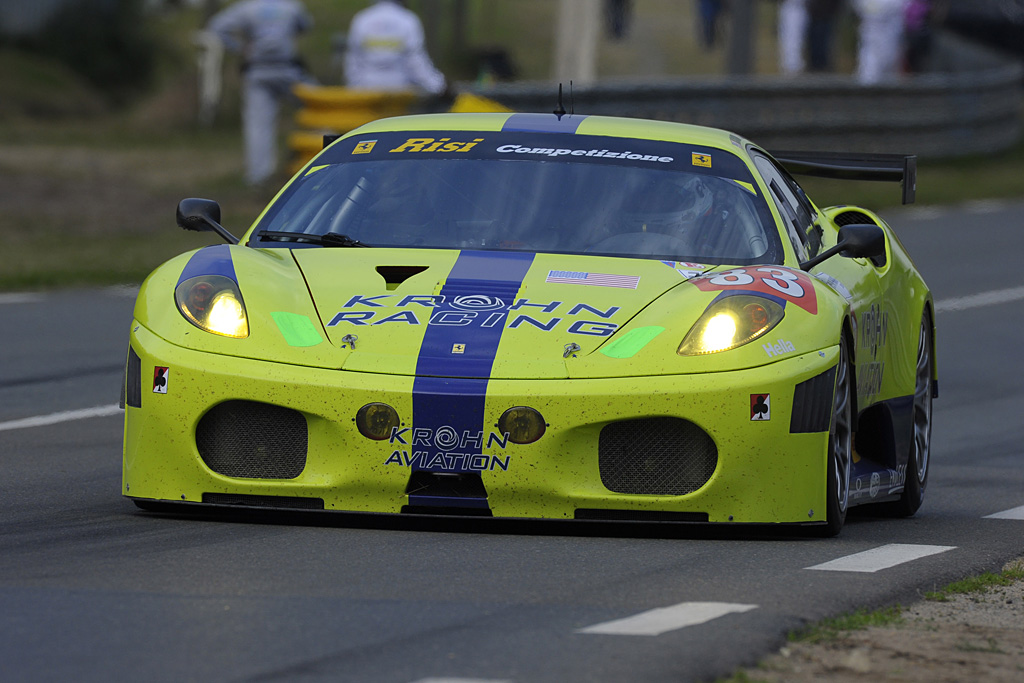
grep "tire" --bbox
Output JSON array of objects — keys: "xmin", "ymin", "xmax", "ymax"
[
  {"xmin": 887, "ymin": 310, "xmax": 933, "ymax": 516},
  {"xmin": 817, "ymin": 334, "xmax": 853, "ymax": 537}
]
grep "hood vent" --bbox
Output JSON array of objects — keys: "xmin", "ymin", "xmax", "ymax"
[{"xmin": 377, "ymin": 265, "xmax": 428, "ymax": 290}]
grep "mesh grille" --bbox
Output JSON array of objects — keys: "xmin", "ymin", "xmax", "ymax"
[
  {"xmin": 196, "ymin": 401, "xmax": 307, "ymax": 479},
  {"xmin": 599, "ymin": 418, "xmax": 717, "ymax": 495},
  {"xmin": 834, "ymin": 211, "xmax": 876, "ymax": 227}
]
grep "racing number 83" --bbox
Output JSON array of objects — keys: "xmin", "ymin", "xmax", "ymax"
[{"xmin": 698, "ymin": 267, "xmax": 818, "ymax": 314}]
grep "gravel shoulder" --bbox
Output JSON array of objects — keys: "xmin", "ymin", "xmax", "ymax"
[{"xmin": 735, "ymin": 558, "xmax": 1024, "ymax": 682}]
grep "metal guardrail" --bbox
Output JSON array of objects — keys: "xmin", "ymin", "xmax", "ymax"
[{"xmin": 470, "ymin": 32, "xmax": 1022, "ymax": 159}]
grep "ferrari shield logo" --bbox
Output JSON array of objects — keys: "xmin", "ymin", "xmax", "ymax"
[
  {"xmin": 750, "ymin": 394, "xmax": 770, "ymax": 420},
  {"xmin": 452, "ymin": 343, "xmax": 466, "ymax": 354},
  {"xmin": 353, "ymin": 140, "xmax": 377, "ymax": 154},
  {"xmin": 691, "ymin": 152, "xmax": 712, "ymax": 168}
]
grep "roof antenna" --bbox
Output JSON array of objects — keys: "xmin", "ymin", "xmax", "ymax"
[
  {"xmin": 554, "ymin": 83, "xmax": 566, "ymax": 119},
  {"xmin": 569, "ymin": 80, "xmax": 575, "ymax": 115}
]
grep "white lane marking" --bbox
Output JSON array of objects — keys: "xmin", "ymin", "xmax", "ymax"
[
  {"xmin": 0, "ymin": 404, "xmax": 122, "ymax": 433},
  {"xmin": 806, "ymin": 544, "xmax": 955, "ymax": 573},
  {"xmin": 0, "ymin": 293, "xmax": 43, "ymax": 305},
  {"xmin": 984, "ymin": 505, "xmax": 1024, "ymax": 520},
  {"xmin": 935, "ymin": 286, "xmax": 1024, "ymax": 313},
  {"xmin": 577, "ymin": 601, "xmax": 758, "ymax": 636}
]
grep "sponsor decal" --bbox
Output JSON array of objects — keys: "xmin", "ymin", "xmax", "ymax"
[
  {"xmin": 662, "ymin": 261, "xmax": 711, "ymax": 279},
  {"xmin": 751, "ymin": 394, "xmax": 771, "ymax": 420},
  {"xmin": 271, "ymin": 311, "xmax": 323, "ymax": 347},
  {"xmin": 858, "ymin": 361, "xmax": 885, "ymax": 401},
  {"xmin": 859, "ymin": 302, "xmax": 888, "ymax": 360},
  {"xmin": 384, "ymin": 426, "xmax": 512, "ymax": 472},
  {"xmin": 389, "ymin": 137, "xmax": 484, "ymax": 153},
  {"xmin": 452, "ymin": 343, "xmax": 466, "ymax": 354},
  {"xmin": 870, "ymin": 471, "xmax": 881, "ymax": 498},
  {"xmin": 328, "ymin": 294, "xmax": 623, "ymax": 337},
  {"xmin": 692, "ymin": 152, "xmax": 712, "ymax": 168},
  {"xmin": 496, "ymin": 144, "xmax": 673, "ymax": 163},
  {"xmin": 762, "ymin": 338, "xmax": 795, "ymax": 358},
  {"xmin": 812, "ymin": 272, "xmax": 853, "ymax": 301},
  {"xmin": 692, "ymin": 267, "xmax": 818, "ymax": 314},
  {"xmin": 546, "ymin": 270, "xmax": 640, "ymax": 289},
  {"xmin": 352, "ymin": 140, "xmax": 377, "ymax": 154},
  {"xmin": 153, "ymin": 367, "xmax": 168, "ymax": 394}
]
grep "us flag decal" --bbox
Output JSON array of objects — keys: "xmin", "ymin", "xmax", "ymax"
[{"xmin": 546, "ymin": 270, "xmax": 640, "ymax": 289}]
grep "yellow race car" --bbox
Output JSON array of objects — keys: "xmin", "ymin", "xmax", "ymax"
[{"xmin": 122, "ymin": 112, "xmax": 935, "ymax": 536}]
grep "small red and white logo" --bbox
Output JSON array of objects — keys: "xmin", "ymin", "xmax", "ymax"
[
  {"xmin": 750, "ymin": 394, "xmax": 770, "ymax": 421},
  {"xmin": 153, "ymin": 367, "xmax": 169, "ymax": 394}
]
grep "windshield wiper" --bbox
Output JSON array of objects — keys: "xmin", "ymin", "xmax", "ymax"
[{"xmin": 256, "ymin": 230, "xmax": 371, "ymax": 247}]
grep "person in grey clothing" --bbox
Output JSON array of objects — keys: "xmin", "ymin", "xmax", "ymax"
[{"xmin": 208, "ymin": 0, "xmax": 314, "ymax": 186}]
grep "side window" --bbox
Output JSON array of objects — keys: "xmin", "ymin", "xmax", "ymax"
[{"xmin": 751, "ymin": 152, "xmax": 814, "ymax": 261}]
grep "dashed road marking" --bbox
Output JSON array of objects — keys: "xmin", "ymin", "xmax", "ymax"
[
  {"xmin": 577, "ymin": 601, "xmax": 758, "ymax": 636},
  {"xmin": 806, "ymin": 543, "xmax": 955, "ymax": 573},
  {"xmin": 935, "ymin": 286, "xmax": 1024, "ymax": 313},
  {"xmin": 0, "ymin": 293, "xmax": 43, "ymax": 305},
  {"xmin": 0, "ymin": 404, "xmax": 122, "ymax": 433},
  {"xmin": 984, "ymin": 505, "xmax": 1024, "ymax": 520}
]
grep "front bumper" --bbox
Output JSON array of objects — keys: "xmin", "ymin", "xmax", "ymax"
[{"xmin": 123, "ymin": 322, "xmax": 839, "ymax": 525}]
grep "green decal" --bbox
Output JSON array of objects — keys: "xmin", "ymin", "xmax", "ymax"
[
  {"xmin": 271, "ymin": 312, "xmax": 324, "ymax": 347},
  {"xmin": 600, "ymin": 326, "xmax": 665, "ymax": 359}
]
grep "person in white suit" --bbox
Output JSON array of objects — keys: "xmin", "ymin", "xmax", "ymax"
[
  {"xmin": 344, "ymin": 0, "xmax": 446, "ymax": 94},
  {"xmin": 853, "ymin": 0, "xmax": 909, "ymax": 84}
]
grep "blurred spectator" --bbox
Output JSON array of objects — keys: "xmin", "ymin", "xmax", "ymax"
[
  {"xmin": 853, "ymin": 0, "xmax": 909, "ymax": 84},
  {"xmin": 605, "ymin": 0, "xmax": 632, "ymax": 40},
  {"xmin": 344, "ymin": 0, "xmax": 446, "ymax": 94},
  {"xmin": 807, "ymin": 0, "xmax": 842, "ymax": 71},
  {"xmin": 904, "ymin": 0, "xmax": 936, "ymax": 72},
  {"xmin": 207, "ymin": 0, "xmax": 314, "ymax": 187},
  {"xmin": 778, "ymin": 0, "xmax": 842, "ymax": 74},
  {"xmin": 696, "ymin": 0, "xmax": 724, "ymax": 49},
  {"xmin": 778, "ymin": 0, "xmax": 809, "ymax": 74}
]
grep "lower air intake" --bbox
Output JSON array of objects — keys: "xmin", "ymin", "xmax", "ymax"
[
  {"xmin": 196, "ymin": 401, "xmax": 307, "ymax": 479},
  {"xmin": 599, "ymin": 417, "xmax": 717, "ymax": 495}
]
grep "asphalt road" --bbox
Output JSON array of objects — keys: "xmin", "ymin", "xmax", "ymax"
[{"xmin": 2, "ymin": 200, "xmax": 1024, "ymax": 683}]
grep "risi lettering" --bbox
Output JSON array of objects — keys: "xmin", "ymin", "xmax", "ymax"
[{"xmin": 389, "ymin": 138, "xmax": 434, "ymax": 153}]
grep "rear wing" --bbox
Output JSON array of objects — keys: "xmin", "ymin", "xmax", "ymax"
[{"xmin": 771, "ymin": 151, "xmax": 917, "ymax": 205}]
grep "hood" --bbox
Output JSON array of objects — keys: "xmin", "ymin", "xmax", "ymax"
[{"xmin": 293, "ymin": 248, "xmax": 711, "ymax": 378}]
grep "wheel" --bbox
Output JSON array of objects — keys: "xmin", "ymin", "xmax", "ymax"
[
  {"xmin": 888, "ymin": 310, "xmax": 933, "ymax": 516},
  {"xmin": 818, "ymin": 335, "xmax": 853, "ymax": 537}
]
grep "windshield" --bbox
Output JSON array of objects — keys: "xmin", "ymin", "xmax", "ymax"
[{"xmin": 252, "ymin": 131, "xmax": 782, "ymax": 265}]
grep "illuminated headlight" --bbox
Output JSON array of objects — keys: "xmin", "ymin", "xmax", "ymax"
[
  {"xmin": 175, "ymin": 275, "xmax": 249, "ymax": 338},
  {"xmin": 356, "ymin": 403, "xmax": 400, "ymax": 440},
  {"xmin": 677, "ymin": 295, "xmax": 784, "ymax": 355},
  {"xmin": 497, "ymin": 406, "xmax": 546, "ymax": 444}
]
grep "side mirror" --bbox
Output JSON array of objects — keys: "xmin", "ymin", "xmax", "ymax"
[
  {"xmin": 176, "ymin": 198, "xmax": 238, "ymax": 245},
  {"xmin": 801, "ymin": 224, "xmax": 885, "ymax": 271}
]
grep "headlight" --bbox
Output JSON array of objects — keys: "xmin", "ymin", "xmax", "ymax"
[
  {"xmin": 175, "ymin": 275, "xmax": 249, "ymax": 338},
  {"xmin": 677, "ymin": 295, "xmax": 784, "ymax": 355}
]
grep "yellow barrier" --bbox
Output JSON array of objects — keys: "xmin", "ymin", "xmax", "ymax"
[{"xmin": 287, "ymin": 85, "xmax": 512, "ymax": 173}]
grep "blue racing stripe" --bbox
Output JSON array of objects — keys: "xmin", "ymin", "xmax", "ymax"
[
  {"xmin": 409, "ymin": 251, "xmax": 535, "ymax": 508},
  {"xmin": 176, "ymin": 244, "xmax": 236, "ymax": 286},
  {"xmin": 501, "ymin": 113, "xmax": 588, "ymax": 134}
]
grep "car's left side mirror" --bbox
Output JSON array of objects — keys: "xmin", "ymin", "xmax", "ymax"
[
  {"xmin": 800, "ymin": 224, "xmax": 885, "ymax": 271},
  {"xmin": 176, "ymin": 198, "xmax": 239, "ymax": 245}
]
